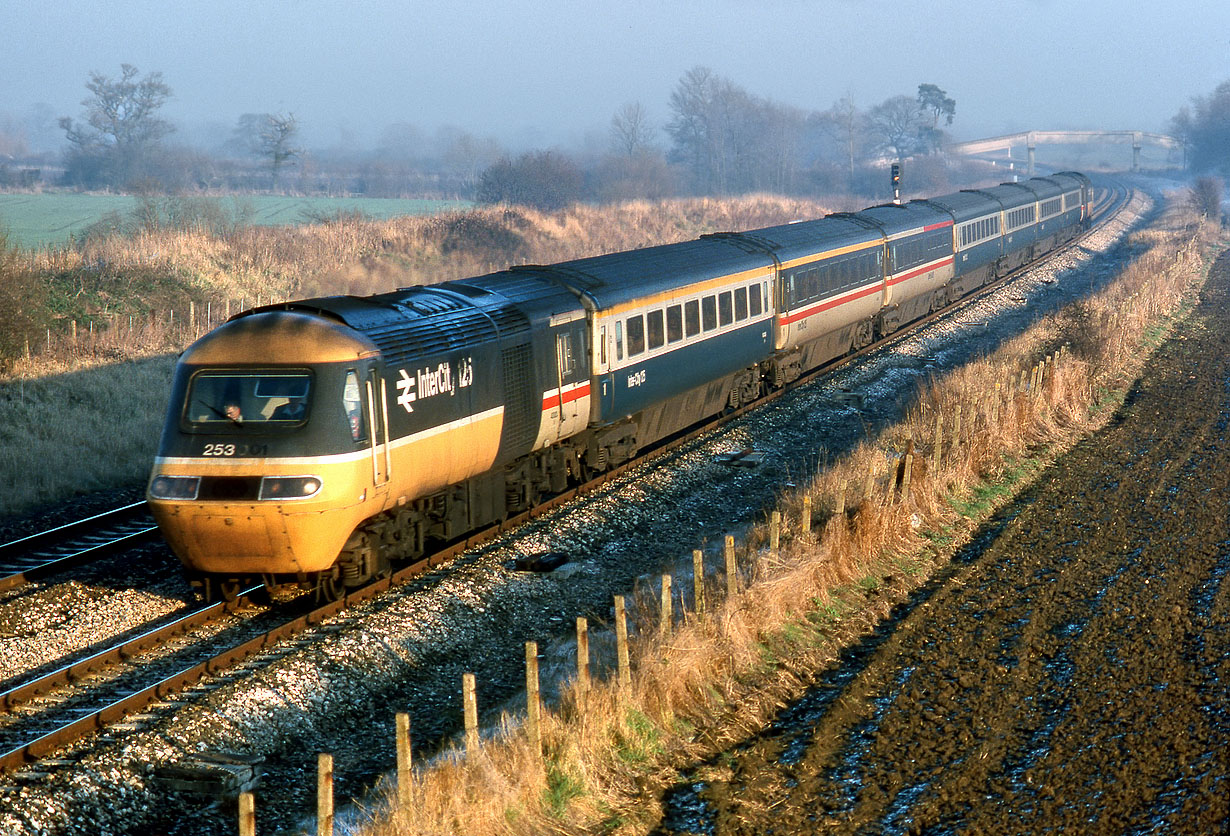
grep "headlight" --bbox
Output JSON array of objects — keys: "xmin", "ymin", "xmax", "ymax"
[
  {"xmin": 259, "ymin": 476, "xmax": 322, "ymax": 500},
  {"xmin": 149, "ymin": 475, "xmax": 201, "ymax": 500}
]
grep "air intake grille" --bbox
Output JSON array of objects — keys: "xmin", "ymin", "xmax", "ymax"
[{"xmin": 499, "ymin": 342, "xmax": 537, "ymax": 452}]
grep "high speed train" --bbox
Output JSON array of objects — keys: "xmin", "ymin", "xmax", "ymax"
[{"xmin": 148, "ymin": 172, "xmax": 1092, "ymax": 601}]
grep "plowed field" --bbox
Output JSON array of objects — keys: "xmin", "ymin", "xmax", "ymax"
[{"xmin": 662, "ymin": 251, "xmax": 1230, "ymax": 835}]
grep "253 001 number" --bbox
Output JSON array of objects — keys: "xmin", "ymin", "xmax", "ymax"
[{"xmin": 202, "ymin": 443, "xmax": 268, "ymax": 457}]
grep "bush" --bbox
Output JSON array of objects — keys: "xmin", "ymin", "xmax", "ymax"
[
  {"xmin": 0, "ymin": 229, "xmax": 49, "ymax": 370},
  {"xmin": 1190, "ymin": 176, "xmax": 1224, "ymax": 223},
  {"xmin": 476, "ymin": 150, "xmax": 585, "ymax": 210}
]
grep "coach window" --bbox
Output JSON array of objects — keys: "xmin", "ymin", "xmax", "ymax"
[
  {"xmin": 615, "ymin": 320, "xmax": 624, "ymax": 360},
  {"xmin": 685, "ymin": 299, "xmax": 700, "ymax": 337},
  {"xmin": 626, "ymin": 315, "xmax": 645, "ymax": 357},
  {"xmin": 734, "ymin": 287, "xmax": 748, "ymax": 320},
  {"xmin": 647, "ymin": 309, "xmax": 665, "ymax": 350},
  {"xmin": 750, "ymin": 283, "xmax": 763, "ymax": 317},
  {"xmin": 666, "ymin": 304, "xmax": 683, "ymax": 343},
  {"xmin": 702, "ymin": 295, "xmax": 717, "ymax": 331},
  {"xmin": 557, "ymin": 333, "xmax": 576, "ymax": 376},
  {"xmin": 718, "ymin": 291, "xmax": 733, "ymax": 326}
]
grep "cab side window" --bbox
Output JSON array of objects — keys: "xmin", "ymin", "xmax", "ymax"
[{"xmin": 344, "ymin": 371, "xmax": 366, "ymax": 442}]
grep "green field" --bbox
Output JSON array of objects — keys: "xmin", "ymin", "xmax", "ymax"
[{"xmin": 0, "ymin": 193, "xmax": 471, "ymax": 249}]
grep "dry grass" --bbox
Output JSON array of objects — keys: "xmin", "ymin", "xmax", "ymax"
[
  {"xmin": 0, "ymin": 196, "xmax": 828, "ymax": 518},
  {"xmin": 13, "ymin": 194, "xmax": 830, "ymax": 359},
  {"xmin": 0, "ymin": 354, "xmax": 175, "ymax": 515},
  {"xmin": 352, "ymin": 202, "xmax": 1222, "ymax": 836}
]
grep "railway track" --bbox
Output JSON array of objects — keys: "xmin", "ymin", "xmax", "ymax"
[
  {"xmin": 0, "ymin": 181, "xmax": 1132, "ymax": 778},
  {"xmin": 0, "ymin": 502, "xmax": 159, "ymax": 594}
]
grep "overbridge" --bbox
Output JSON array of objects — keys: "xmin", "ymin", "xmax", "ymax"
[{"xmin": 948, "ymin": 130, "xmax": 1181, "ymax": 174}]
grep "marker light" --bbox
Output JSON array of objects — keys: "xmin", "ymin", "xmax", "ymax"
[
  {"xmin": 149, "ymin": 475, "xmax": 201, "ymax": 500},
  {"xmin": 258, "ymin": 476, "xmax": 323, "ymax": 500}
]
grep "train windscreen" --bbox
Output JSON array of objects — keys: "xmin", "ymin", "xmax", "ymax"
[{"xmin": 185, "ymin": 371, "xmax": 312, "ymax": 426}]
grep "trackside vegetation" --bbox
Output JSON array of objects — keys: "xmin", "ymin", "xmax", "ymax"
[{"xmin": 349, "ymin": 197, "xmax": 1223, "ymax": 835}]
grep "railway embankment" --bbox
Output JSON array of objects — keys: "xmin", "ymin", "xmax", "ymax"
[{"xmin": 342, "ymin": 192, "xmax": 1223, "ymax": 835}]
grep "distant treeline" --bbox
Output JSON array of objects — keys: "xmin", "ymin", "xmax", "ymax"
[{"xmin": 1, "ymin": 64, "xmax": 986, "ymax": 206}]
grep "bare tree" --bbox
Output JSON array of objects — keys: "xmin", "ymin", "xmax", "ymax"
[
  {"xmin": 824, "ymin": 94, "xmax": 864, "ymax": 182},
  {"xmin": 0, "ymin": 113, "xmax": 28, "ymax": 158},
  {"xmin": 260, "ymin": 113, "xmax": 301, "ymax": 190},
  {"xmin": 667, "ymin": 66, "xmax": 806, "ymax": 195},
  {"xmin": 667, "ymin": 66, "xmax": 720, "ymax": 191},
  {"xmin": 231, "ymin": 112, "xmax": 302, "ymax": 190},
  {"xmin": 867, "ymin": 95, "xmax": 926, "ymax": 162},
  {"xmin": 1174, "ymin": 80, "xmax": 1230, "ymax": 174},
  {"xmin": 610, "ymin": 102, "xmax": 655, "ymax": 156},
  {"xmin": 1169, "ymin": 106, "xmax": 1193, "ymax": 169},
  {"xmin": 58, "ymin": 64, "xmax": 174, "ymax": 188}
]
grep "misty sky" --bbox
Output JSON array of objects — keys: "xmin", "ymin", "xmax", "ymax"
[{"xmin": 3, "ymin": 0, "xmax": 1226, "ymax": 152}]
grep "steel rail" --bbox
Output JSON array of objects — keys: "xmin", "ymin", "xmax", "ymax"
[{"xmin": 0, "ymin": 501, "xmax": 160, "ymax": 593}]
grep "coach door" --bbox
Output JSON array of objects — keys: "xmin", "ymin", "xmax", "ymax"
[
  {"xmin": 365, "ymin": 366, "xmax": 391, "ymax": 488},
  {"xmin": 542, "ymin": 322, "xmax": 589, "ymax": 445},
  {"xmin": 594, "ymin": 315, "xmax": 616, "ymax": 420}
]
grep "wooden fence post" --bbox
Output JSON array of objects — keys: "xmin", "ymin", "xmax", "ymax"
[
  {"xmin": 396, "ymin": 712, "xmax": 411, "ymax": 808},
  {"xmin": 238, "ymin": 791, "xmax": 256, "ymax": 836},
  {"xmin": 724, "ymin": 535, "xmax": 737, "ymax": 598},
  {"xmin": 576, "ymin": 617, "xmax": 590, "ymax": 698},
  {"xmin": 526, "ymin": 641, "xmax": 541, "ymax": 758},
  {"xmin": 931, "ymin": 412, "xmax": 944, "ymax": 471},
  {"xmin": 463, "ymin": 673, "xmax": 478, "ymax": 757},
  {"xmin": 614, "ymin": 596, "xmax": 630, "ymax": 698},
  {"xmin": 660, "ymin": 575, "xmax": 672, "ymax": 638},
  {"xmin": 317, "ymin": 753, "xmax": 333, "ymax": 836},
  {"xmin": 769, "ymin": 511, "xmax": 780, "ymax": 552},
  {"xmin": 692, "ymin": 550, "xmax": 705, "ymax": 615},
  {"xmin": 800, "ymin": 495, "xmax": 812, "ymax": 539}
]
